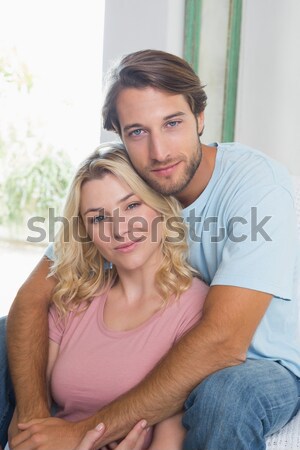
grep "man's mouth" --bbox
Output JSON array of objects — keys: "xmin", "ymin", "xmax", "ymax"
[{"xmin": 151, "ymin": 161, "xmax": 181, "ymax": 176}]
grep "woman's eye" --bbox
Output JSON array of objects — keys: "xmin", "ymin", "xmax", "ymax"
[
  {"xmin": 92, "ymin": 215, "xmax": 105, "ymax": 224},
  {"xmin": 127, "ymin": 202, "xmax": 141, "ymax": 210}
]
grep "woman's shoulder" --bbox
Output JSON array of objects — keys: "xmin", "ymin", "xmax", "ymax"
[
  {"xmin": 190, "ymin": 276, "xmax": 210, "ymax": 294},
  {"xmin": 177, "ymin": 277, "xmax": 209, "ymax": 307}
]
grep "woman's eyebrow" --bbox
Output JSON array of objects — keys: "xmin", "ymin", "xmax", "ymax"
[{"xmin": 83, "ymin": 193, "xmax": 135, "ymax": 215}]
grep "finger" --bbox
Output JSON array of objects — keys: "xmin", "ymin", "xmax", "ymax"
[
  {"xmin": 132, "ymin": 429, "xmax": 149, "ymax": 450},
  {"xmin": 76, "ymin": 423, "xmax": 105, "ymax": 450},
  {"xmin": 116, "ymin": 420, "xmax": 148, "ymax": 450},
  {"xmin": 108, "ymin": 443, "xmax": 118, "ymax": 449},
  {"xmin": 10, "ymin": 429, "xmax": 32, "ymax": 448},
  {"xmin": 18, "ymin": 419, "xmax": 44, "ymax": 430}
]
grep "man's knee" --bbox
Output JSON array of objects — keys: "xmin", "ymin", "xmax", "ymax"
[
  {"xmin": 184, "ymin": 363, "xmax": 256, "ymax": 423},
  {"xmin": 186, "ymin": 360, "xmax": 298, "ymax": 411},
  {"xmin": 183, "ymin": 360, "xmax": 300, "ymax": 445}
]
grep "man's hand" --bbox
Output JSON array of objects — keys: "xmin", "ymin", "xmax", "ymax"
[
  {"xmin": 10, "ymin": 418, "xmax": 149, "ymax": 450},
  {"xmin": 10, "ymin": 417, "xmax": 85, "ymax": 450},
  {"xmin": 8, "ymin": 410, "xmax": 19, "ymax": 443},
  {"xmin": 76, "ymin": 421, "xmax": 149, "ymax": 450}
]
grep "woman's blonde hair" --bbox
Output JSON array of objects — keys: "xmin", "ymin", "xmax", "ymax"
[{"xmin": 51, "ymin": 142, "xmax": 196, "ymax": 316}]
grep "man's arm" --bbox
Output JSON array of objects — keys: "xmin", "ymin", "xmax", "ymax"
[
  {"xmin": 85, "ymin": 285, "xmax": 271, "ymax": 446},
  {"xmin": 7, "ymin": 256, "xmax": 57, "ymax": 423},
  {"xmin": 10, "ymin": 285, "xmax": 271, "ymax": 450}
]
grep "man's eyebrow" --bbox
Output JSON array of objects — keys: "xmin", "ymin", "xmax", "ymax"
[
  {"xmin": 123, "ymin": 123, "xmax": 143, "ymax": 132},
  {"xmin": 83, "ymin": 193, "xmax": 135, "ymax": 215},
  {"xmin": 123, "ymin": 112, "xmax": 186, "ymax": 132},
  {"xmin": 163, "ymin": 111, "xmax": 186, "ymax": 121}
]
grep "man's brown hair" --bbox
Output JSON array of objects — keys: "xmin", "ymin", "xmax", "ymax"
[{"xmin": 102, "ymin": 49, "xmax": 207, "ymax": 135}]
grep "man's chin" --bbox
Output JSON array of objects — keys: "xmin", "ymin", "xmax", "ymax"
[{"xmin": 146, "ymin": 178, "xmax": 186, "ymax": 196}]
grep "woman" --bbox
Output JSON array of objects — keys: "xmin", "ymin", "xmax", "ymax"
[{"xmin": 8, "ymin": 143, "xmax": 208, "ymax": 450}]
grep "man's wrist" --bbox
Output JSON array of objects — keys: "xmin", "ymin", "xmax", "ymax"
[
  {"xmin": 78, "ymin": 416, "xmax": 112, "ymax": 447},
  {"xmin": 16, "ymin": 403, "xmax": 51, "ymax": 422}
]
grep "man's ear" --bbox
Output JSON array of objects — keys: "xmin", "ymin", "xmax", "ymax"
[{"xmin": 196, "ymin": 111, "xmax": 205, "ymax": 136}]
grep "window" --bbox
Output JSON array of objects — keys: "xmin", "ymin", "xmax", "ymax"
[{"xmin": 0, "ymin": 0, "xmax": 105, "ymax": 315}]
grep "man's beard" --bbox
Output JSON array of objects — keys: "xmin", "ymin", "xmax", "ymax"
[{"xmin": 139, "ymin": 142, "xmax": 202, "ymax": 196}]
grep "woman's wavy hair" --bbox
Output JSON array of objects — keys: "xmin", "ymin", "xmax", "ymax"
[
  {"xmin": 51, "ymin": 142, "xmax": 197, "ymax": 316},
  {"xmin": 102, "ymin": 49, "xmax": 207, "ymax": 135}
]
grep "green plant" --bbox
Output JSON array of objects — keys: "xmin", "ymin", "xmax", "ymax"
[{"xmin": 1, "ymin": 146, "xmax": 74, "ymax": 230}]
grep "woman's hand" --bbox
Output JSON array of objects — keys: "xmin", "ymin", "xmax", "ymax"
[{"xmin": 76, "ymin": 420, "xmax": 149, "ymax": 450}]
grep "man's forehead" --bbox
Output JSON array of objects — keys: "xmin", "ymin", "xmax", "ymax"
[{"xmin": 116, "ymin": 87, "xmax": 191, "ymax": 122}]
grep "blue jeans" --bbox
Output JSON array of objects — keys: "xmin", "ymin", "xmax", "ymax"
[
  {"xmin": 0, "ymin": 317, "xmax": 15, "ymax": 449},
  {"xmin": 183, "ymin": 359, "xmax": 300, "ymax": 450}
]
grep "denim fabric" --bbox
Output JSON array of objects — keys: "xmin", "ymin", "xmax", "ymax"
[
  {"xmin": 0, "ymin": 317, "xmax": 15, "ymax": 449},
  {"xmin": 183, "ymin": 359, "xmax": 300, "ymax": 450}
]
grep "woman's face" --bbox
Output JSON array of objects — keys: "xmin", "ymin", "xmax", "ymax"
[{"xmin": 80, "ymin": 173, "xmax": 163, "ymax": 272}]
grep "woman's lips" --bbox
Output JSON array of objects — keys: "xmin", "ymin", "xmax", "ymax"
[{"xmin": 114, "ymin": 238, "xmax": 143, "ymax": 253}]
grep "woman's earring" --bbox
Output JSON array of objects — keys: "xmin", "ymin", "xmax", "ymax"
[{"xmin": 104, "ymin": 260, "xmax": 113, "ymax": 270}]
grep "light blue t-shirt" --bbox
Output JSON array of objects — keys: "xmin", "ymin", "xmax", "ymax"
[
  {"xmin": 182, "ymin": 142, "xmax": 300, "ymax": 376},
  {"xmin": 45, "ymin": 142, "xmax": 300, "ymax": 376}
]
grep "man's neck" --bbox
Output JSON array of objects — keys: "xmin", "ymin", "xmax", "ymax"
[{"xmin": 176, "ymin": 143, "xmax": 217, "ymax": 208}]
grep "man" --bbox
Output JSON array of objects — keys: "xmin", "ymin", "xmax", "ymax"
[{"xmin": 1, "ymin": 49, "xmax": 300, "ymax": 450}]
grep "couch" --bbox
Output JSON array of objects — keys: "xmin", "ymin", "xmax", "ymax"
[{"xmin": 266, "ymin": 175, "xmax": 300, "ymax": 449}]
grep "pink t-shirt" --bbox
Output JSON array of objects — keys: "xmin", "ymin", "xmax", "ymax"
[{"xmin": 49, "ymin": 277, "xmax": 208, "ymax": 421}]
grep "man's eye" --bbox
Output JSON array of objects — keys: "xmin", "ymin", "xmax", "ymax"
[
  {"xmin": 167, "ymin": 120, "xmax": 180, "ymax": 127},
  {"xmin": 130, "ymin": 129, "xmax": 143, "ymax": 136}
]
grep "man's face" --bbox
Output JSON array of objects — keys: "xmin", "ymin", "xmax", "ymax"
[{"xmin": 116, "ymin": 87, "xmax": 204, "ymax": 197}]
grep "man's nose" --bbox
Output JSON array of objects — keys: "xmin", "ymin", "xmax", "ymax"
[{"xmin": 148, "ymin": 133, "xmax": 170, "ymax": 162}]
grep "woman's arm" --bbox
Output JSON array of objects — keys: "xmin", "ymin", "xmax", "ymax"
[
  {"xmin": 148, "ymin": 413, "xmax": 185, "ymax": 450},
  {"xmin": 46, "ymin": 340, "xmax": 60, "ymax": 405}
]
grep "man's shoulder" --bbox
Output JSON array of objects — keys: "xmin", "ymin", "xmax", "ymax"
[
  {"xmin": 217, "ymin": 142, "xmax": 274, "ymax": 164},
  {"xmin": 182, "ymin": 142, "xmax": 292, "ymax": 215},
  {"xmin": 217, "ymin": 142, "xmax": 291, "ymax": 188}
]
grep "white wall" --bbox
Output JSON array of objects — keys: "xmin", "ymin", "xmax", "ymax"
[
  {"xmin": 235, "ymin": 0, "xmax": 300, "ymax": 175},
  {"xmin": 101, "ymin": 0, "xmax": 185, "ymax": 142}
]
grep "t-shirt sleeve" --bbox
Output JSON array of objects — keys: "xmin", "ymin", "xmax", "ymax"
[
  {"xmin": 44, "ymin": 243, "xmax": 55, "ymax": 261},
  {"xmin": 211, "ymin": 184, "xmax": 298, "ymax": 301},
  {"xmin": 48, "ymin": 305, "xmax": 66, "ymax": 345},
  {"xmin": 174, "ymin": 278, "xmax": 209, "ymax": 342}
]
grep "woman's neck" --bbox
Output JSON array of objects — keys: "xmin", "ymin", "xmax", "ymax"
[
  {"xmin": 113, "ymin": 265, "xmax": 160, "ymax": 306},
  {"xmin": 103, "ymin": 264, "xmax": 164, "ymax": 331}
]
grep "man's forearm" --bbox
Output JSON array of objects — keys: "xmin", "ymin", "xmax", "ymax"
[{"xmin": 7, "ymin": 257, "xmax": 56, "ymax": 421}]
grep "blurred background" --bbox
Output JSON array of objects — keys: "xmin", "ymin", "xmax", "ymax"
[{"xmin": 1, "ymin": 0, "xmax": 299, "ymax": 315}]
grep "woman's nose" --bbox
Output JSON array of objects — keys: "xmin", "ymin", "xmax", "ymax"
[{"xmin": 112, "ymin": 210, "xmax": 128, "ymax": 240}]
